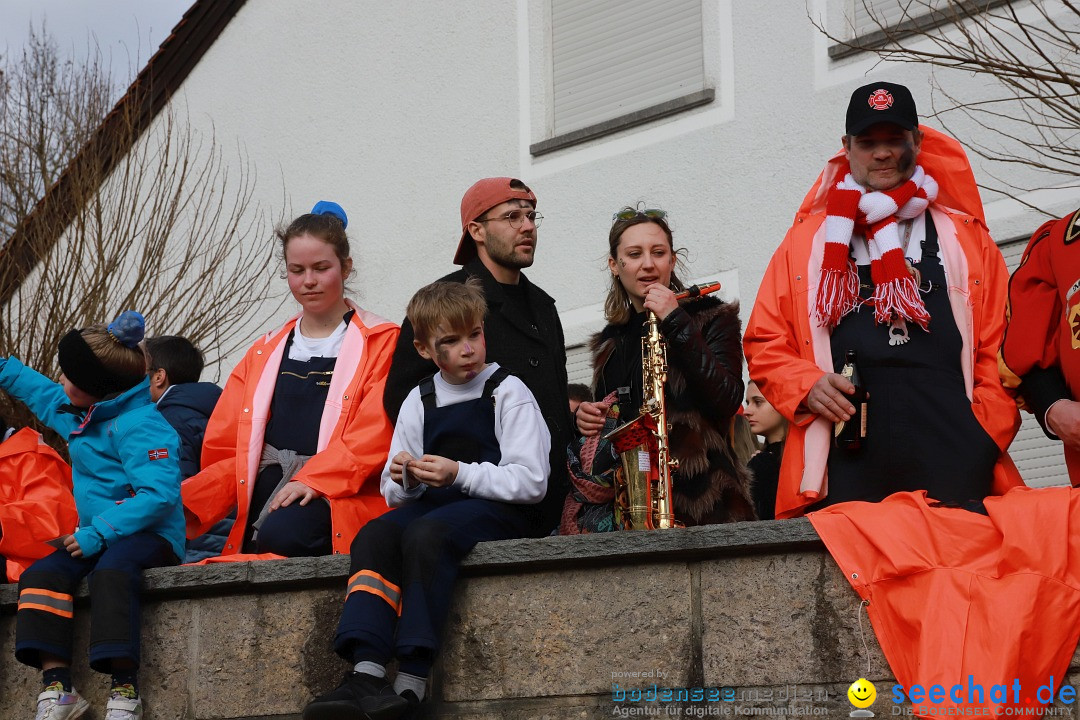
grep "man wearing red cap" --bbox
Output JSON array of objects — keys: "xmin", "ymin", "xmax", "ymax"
[
  {"xmin": 384, "ymin": 177, "xmax": 570, "ymax": 536},
  {"xmin": 744, "ymin": 81, "xmax": 1021, "ymax": 518},
  {"xmin": 1001, "ymin": 208, "xmax": 1080, "ymax": 483}
]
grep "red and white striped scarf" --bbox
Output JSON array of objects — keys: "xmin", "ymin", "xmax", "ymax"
[{"xmin": 816, "ymin": 166, "xmax": 939, "ymax": 329}]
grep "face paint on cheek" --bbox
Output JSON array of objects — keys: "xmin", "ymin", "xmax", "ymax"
[
  {"xmin": 897, "ymin": 142, "xmax": 918, "ymax": 177},
  {"xmin": 436, "ymin": 347, "xmax": 449, "ymax": 365}
]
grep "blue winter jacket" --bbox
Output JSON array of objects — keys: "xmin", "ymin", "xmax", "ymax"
[{"xmin": 0, "ymin": 357, "xmax": 186, "ymax": 560}]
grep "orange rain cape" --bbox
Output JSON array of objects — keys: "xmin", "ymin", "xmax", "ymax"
[{"xmin": 810, "ymin": 488, "xmax": 1080, "ymax": 715}]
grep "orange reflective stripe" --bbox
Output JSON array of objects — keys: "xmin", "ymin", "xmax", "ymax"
[
  {"xmin": 19, "ymin": 588, "xmax": 72, "ymax": 602},
  {"xmin": 18, "ymin": 588, "xmax": 75, "ymax": 618},
  {"xmin": 348, "ymin": 569, "xmax": 400, "ymax": 595},
  {"xmin": 346, "ymin": 569, "xmax": 402, "ymax": 613},
  {"xmin": 17, "ymin": 601, "xmax": 74, "ymax": 619}
]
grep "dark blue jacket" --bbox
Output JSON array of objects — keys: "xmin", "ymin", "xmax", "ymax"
[{"xmin": 156, "ymin": 382, "xmax": 222, "ymax": 479}]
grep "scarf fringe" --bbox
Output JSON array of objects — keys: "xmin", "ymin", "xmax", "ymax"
[
  {"xmin": 816, "ymin": 263, "xmax": 861, "ymax": 328},
  {"xmin": 873, "ymin": 275, "xmax": 931, "ymax": 330}
]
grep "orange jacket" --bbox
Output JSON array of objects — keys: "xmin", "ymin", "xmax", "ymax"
[
  {"xmin": 744, "ymin": 127, "xmax": 1022, "ymax": 518},
  {"xmin": 0, "ymin": 428, "xmax": 78, "ymax": 582},
  {"xmin": 182, "ymin": 302, "xmax": 399, "ymax": 556}
]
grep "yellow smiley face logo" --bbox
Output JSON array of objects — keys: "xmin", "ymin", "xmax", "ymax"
[{"xmin": 848, "ymin": 678, "xmax": 877, "ymax": 708}]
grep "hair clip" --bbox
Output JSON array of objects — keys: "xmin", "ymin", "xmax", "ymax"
[
  {"xmin": 311, "ymin": 200, "xmax": 348, "ymax": 229},
  {"xmin": 107, "ymin": 311, "xmax": 146, "ymax": 348}
]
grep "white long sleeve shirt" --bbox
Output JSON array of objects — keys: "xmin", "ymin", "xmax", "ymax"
[{"xmin": 380, "ymin": 363, "xmax": 550, "ymax": 507}]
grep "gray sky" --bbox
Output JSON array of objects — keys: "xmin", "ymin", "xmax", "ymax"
[{"xmin": 1, "ymin": 0, "xmax": 193, "ymax": 83}]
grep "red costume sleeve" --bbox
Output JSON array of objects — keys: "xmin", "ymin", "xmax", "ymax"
[{"xmin": 1000, "ymin": 217, "xmax": 1067, "ymax": 415}]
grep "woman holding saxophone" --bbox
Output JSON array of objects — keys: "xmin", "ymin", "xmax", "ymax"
[{"xmin": 565, "ymin": 206, "xmax": 755, "ymax": 531}]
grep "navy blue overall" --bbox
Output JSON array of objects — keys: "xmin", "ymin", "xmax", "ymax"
[
  {"xmin": 333, "ymin": 368, "xmax": 531, "ymax": 677},
  {"xmin": 243, "ymin": 332, "xmax": 335, "ymax": 556},
  {"xmin": 822, "ymin": 214, "xmax": 999, "ymax": 511}
]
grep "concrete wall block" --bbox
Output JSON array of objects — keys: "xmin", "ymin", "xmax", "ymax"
[
  {"xmin": 440, "ymin": 564, "xmax": 695, "ymax": 702},
  {"xmin": 0, "ymin": 614, "xmax": 40, "ymax": 712},
  {"xmin": 190, "ymin": 588, "xmax": 347, "ymax": 719},
  {"xmin": 138, "ymin": 599, "xmax": 198, "ymax": 718},
  {"xmin": 699, "ymin": 553, "xmax": 890, "ymax": 687}
]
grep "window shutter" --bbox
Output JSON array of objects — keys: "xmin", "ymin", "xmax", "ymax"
[
  {"xmin": 551, "ymin": 0, "xmax": 705, "ymax": 135},
  {"xmin": 566, "ymin": 343, "xmax": 594, "ymax": 387}
]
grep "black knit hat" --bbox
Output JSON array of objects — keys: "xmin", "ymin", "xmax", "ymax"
[{"xmin": 846, "ymin": 81, "xmax": 918, "ymax": 136}]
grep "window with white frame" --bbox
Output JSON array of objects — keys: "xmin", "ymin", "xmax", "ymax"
[
  {"xmin": 830, "ymin": 0, "xmax": 1011, "ymax": 59},
  {"xmin": 846, "ymin": 0, "xmax": 947, "ymax": 39},
  {"xmin": 533, "ymin": 0, "xmax": 712, "ymax": 155}
]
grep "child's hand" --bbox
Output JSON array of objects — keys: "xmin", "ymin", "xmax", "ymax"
[
  {"xmin": 575, "ymin": 400, "xmax": 612, "ymax": 437},
  {"xmin": 389, "ymin": 451, "xmax": 417, "ymax": 486},
  {"xmin": 63, "ymin": 534, "xmax": 83, "ymax": 559},
  {"xmin": 410, "ymin": 455, "xmax": 459, "ymax": 487},
  {"xmin": 269, "ymin": 481, "xmax": 322, "ymax": 511}
]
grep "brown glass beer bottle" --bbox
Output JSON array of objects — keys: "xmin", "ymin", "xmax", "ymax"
[{"xmin": 834, "ymin": 350, "xmax": 868, "ymax": 450}]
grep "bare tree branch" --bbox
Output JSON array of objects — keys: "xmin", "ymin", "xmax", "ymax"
[{"xmin": 0, "ymin": 27, "xmax": 283, "ymax": 451}]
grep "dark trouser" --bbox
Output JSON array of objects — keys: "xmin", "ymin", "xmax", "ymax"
[
  {"xmin": 1, "ymin": 555, "xmax": 8, "ymax": 585},
  {"xmin": 15, "ymin": 532, "xmax": 177, "ymax": 672},
  {"xmin": 249, "ymin": 499, "xmax": 332, "ymax": 557},
  {"xmin": 333, "ymin": 488, "xmax": 531, "ymax": 675}
]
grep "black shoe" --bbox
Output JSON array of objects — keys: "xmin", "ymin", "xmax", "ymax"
[
  {"xmin": 399, "ymin": 689, "xmax": 424, "ymax": 719},
  {"xmin": 303, "ymin": 672, "xmax": 410, "ymax": 720}
]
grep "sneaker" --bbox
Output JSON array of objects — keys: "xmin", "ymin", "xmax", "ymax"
[
  {"xmin": 104, "ymin": 690, "xmax": 142, "ymax": 720},
  {"xmin": 34, "ymin": 684, "xmax": 90, "ymax": 720},
  {"xmin": 303, "ymin": 671, "xmax": 410, "ymax": 720}
]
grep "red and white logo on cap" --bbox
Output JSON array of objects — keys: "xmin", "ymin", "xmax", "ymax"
[{"xmin": 868, "ymin": 89, "xmax": 894, "ymax": 110}]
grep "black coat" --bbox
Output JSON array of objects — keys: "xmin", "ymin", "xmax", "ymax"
[
  {"xmin": 383, "ymin": 259, "xmax": 571, "ymax": 535},
  {"xmin": 592, "ymin": 297, "xmax": 755, "ymax": 525}
]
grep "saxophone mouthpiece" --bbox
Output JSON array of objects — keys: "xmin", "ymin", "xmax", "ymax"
[{"xmin": 676, "ymin": 281, "xmax": 722, "ymax": 300}]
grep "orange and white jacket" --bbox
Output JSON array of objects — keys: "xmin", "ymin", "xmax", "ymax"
[
  {"xmin": 182, "ymin": 301, "xmax": 399, "ymax": 556},
  {"xmin": 0, "ymin": 428, "xmax": 78, "ymax": 582},
  {"xmin": 744, "ymin": 127, "xmax": 1022, "ymax": 518}
]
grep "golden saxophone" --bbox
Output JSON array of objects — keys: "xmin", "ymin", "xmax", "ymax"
[{"xmin": 604, "ymin": 281, "xmax": 723, "ymax": 530}]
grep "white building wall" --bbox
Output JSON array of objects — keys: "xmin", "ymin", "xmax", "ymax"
[{"xmin": 41, "ymin": 0, "xmax": 1074, "ymax": 480}]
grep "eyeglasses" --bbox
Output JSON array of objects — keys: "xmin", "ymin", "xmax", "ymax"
[
  {"xmin": 612, "ymin": 206, "xmax": 668, "ymax": 224},
  {"xmin": 478, "ymin": 209, "xmax": 543, "ymax": 229}
]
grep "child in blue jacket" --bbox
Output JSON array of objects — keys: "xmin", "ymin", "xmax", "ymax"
[{"xmin": 0, "ymin": 311, "xmax": 184, "ymax": 720}]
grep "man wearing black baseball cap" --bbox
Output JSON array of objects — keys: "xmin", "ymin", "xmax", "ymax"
[
  {"xmin": 745, "ymin": 80, "xmax": 1021, "ymax": 517},
  {"xmin": 383, "ymin": 176, "xmax": 570, "ymax": 532}
]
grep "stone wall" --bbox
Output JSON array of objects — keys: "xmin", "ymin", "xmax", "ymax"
[{"xmin": 2, "ymin": 520, "xmax": 1077, "ymax": 719}]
